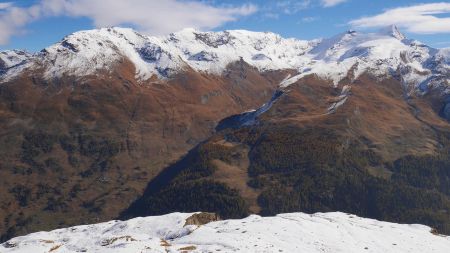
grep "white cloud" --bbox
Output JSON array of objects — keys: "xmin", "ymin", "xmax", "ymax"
[
  {"xmin": 434, "ymin": 41, "xmax": 450, "ymax": 48},
  {"xmin": 349, "ymin": 3, "xmax": 450, "ymax": 34},
  {"xmin": 276, "ymin": 0, "xmax": 311, "ymax": 14},
  {"xmin": 0, "ymin": 0, "xmax": 258, "ymax": 45},
  {"xmin": 0, "ymin": 3, "xmax": 44, "ymax": 45},
  {"xmin": 321, "ymin": 0, "xmax": 347, "ymax": 8},
  {"xmin": 300, "ymin": 16, "xmax": 319, "ymax": 23},
  {"xmin": 264, "ymin": 12, "xmax": 280, "ymax": 19},
  {"xmin": 260, "ymin": 0, "xmax": 345, "ymax": 19},
  {"xmin": 0, "ymin": 2, "xmax": 13, "ymax": 10}
]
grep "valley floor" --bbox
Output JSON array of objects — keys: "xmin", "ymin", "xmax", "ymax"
[{"xmin": 1, "ymin": 212, "xmax": 449, "ymax": 253}]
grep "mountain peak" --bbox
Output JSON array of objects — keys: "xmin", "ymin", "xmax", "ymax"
[
  {"xmin": 1, "ymin": 26, "xmax": 446, "ymax": 94},
  {"xmin": 378, "ymin": 24, "xmax": 406, "ymax": 40}
]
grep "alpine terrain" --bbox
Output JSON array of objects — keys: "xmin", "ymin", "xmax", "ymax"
[
  {"xmin": 2, "ymin": 212, "xmax": 450, "ymax": 252},
  {"xmin": 0, "ymin": 25, "xmax": 450, "ymax": 247}
]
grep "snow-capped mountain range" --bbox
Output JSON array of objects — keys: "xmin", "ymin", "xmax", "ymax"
[
  {"xmin": 1, "ymin": 212, "xmax": 449, "ymax": 253},
  {"xmin": 0, "ymin": 25, "xmax": 449, "ymax": 95},
  {"xmin": 1, "ymin": 27, "xmax": 450, "ymax": 252}
]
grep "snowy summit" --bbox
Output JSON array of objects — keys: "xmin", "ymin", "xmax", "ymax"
[
  {"xmin": 1, "ymin": 212, "xmax": 449, "ymax": 253},
  {"xmin": 0, "ymin": 26, "xmax": 448, "ymax": 95}
]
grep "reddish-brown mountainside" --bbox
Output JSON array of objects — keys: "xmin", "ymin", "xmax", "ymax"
[
  {"xmin": 0, "ymin": 59, "xmax": 293, "ymax": 240},
  {"xmin": 122, "ymin": 73, "xmax": 450, "ymax": 235},
  {"xmin": 1, "ymin": 26, "xmax": 450, "ymax": 241}
]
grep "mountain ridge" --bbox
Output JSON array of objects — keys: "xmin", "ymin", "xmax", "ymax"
[
  {"xmin": 1, "ymin": 25, "xmax": 450, "ymax": 242},
  {"xmin": 2, "ymin": 211, "xmax": 450, "ymax": 253},
  {"xmin": 1, "ymin": 26, "xmax": 448, "ymax": 96}
]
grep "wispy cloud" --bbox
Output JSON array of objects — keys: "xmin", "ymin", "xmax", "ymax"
[
  {"xmin": 0, "ymin": 2, "xmax": 13, "ymax": 10},
  {"xmin": 349, "ymin": 3, "xmax": 450, "ymax": 34},
  {"xmin": 263, "ymin": 12, "xmax": 280, "ymax": 19},
  {"xmin": 276, "ymin": 0, "xmax": 311, "ymax": 14},
  {"xmin": 300, "ymin": 16, "xmax": 319, "ymax": 23},
  {"xmin": 433, "ymin": 41, "xmax": 450, "ymax": 48},
  {"xmin": 0, "ymin": 3, "xmax": 42, "ymax": 45},
  {"xmin": 0, "ymin": 0, "xmax": 258, "ymax": 45},
  {"xmin": 260, "ymin": 0, "xmax": 347, "ymax": 20},
  {"xmin": 321, "ymin": 0, "xmax": 348, "ymax": 8}
]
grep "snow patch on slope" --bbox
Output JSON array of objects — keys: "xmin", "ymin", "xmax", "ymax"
[
  {"xmin": 0, "ymin": 50, "xmax": 31, "ymax": 69},
  {"xmin": 239, "ymin": 89, "xmax": 284, "ymax": 126},
  {"xmin": 1, "ymin": 212, "xmax": 449, "ymax": 253},
  {"xmin": 0, "ymin": 50, "xmax": 33, "ymax": 80},
  {"xmin": 328, "ymin": 85, "xmax": 351, "ymax": 114}
]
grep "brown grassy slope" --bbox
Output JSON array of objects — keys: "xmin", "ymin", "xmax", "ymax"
[
  {"xmin": 0, "ymin": 60, "xmax": 292, "ymax": 241},
  {"xmin": 262, "ymin": 74, "xmax": 447, "ymax": 160},
  {"xmin": 121, "ymin": 73, "xmax": 450, "ymax": 234}
]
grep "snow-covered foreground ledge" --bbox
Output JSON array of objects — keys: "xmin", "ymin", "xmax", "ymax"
[{"xmin": 1, "ymin": 212, "xmax": 449, "ymax": 253}]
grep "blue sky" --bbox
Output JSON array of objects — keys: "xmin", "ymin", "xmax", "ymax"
[{"xmin": 1, "ymin": 0, "xmax": 450, "ymax": 52}]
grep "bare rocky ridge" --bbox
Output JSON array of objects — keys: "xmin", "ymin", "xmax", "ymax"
[{"xmin": 184, "ymin": 212, "xmax": 220, "ymax": 226}]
